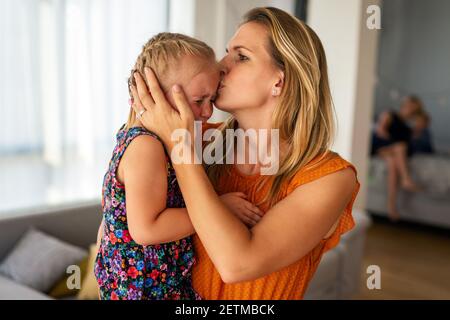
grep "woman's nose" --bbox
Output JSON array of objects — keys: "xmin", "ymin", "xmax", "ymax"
[{"xmin": 218, "ymin": 56, "xmax": 229, "ymax": 76}]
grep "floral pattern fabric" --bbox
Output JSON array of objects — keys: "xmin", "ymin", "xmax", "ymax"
[{"xmin": 94, "ymin": 125, "xmax": 200, "ymax": 300}]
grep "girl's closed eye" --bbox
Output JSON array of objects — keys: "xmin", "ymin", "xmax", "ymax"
[{"xmin": 195, "ymin": 99, "xmax": 204, "ymax": 106}]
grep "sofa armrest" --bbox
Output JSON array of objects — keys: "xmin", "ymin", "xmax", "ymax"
[
  {"xmin": 304, "ymin": 244, "xmax": 345, "ymax": 299},
  {"xmin": 338, "ymin": 209, "xmax": 372, "ymax": 299},
  {"xmin": 305, "ymin": 209, "xmax": 372, "ymax": 300},
  {"xmin": 0, "ymin": 203, "xmax": 102, "ymax": 261},
  {"xmin": 0, "ymin": 275, "xmax": 53, "ymax": 300}
]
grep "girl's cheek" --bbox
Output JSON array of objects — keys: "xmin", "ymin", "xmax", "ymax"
[{"xmin": 190, "ymin": 104, "xmax": 201, "ymax": 118}]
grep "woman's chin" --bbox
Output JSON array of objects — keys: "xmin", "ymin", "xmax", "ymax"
[{"xmin": 214, "ymin": 99, "xmax": 236, "ymax": 113}]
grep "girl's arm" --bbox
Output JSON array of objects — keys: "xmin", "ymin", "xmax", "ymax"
[
  {"xmin": 131, "ymin": 69, "xmax": 358, "ymax": 283},
  {"xmin": 96, "ymin": 218, "xmax": 104, "ymax": 250},
  {"xmin": 120, "ymin": 135, "xmax": 263, "ymax": 245},
  {"xmin": 375, "ymin": 111, "xmax": 392, "ymax": 139},
  {"xmin": 120, "ymin": 134, "xmax": 195, "ymax": 245}
]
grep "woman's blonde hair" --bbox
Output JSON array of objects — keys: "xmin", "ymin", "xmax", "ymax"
[
  {"xmin": 206, "ymin": 7, "xmax": 336, "ymax": 207},
  {"xmin": 126, "ymin": 32, "xmax": 215, "ymax": 129}
]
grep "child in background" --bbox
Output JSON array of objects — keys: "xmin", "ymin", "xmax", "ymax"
[
  {"xmin": 94, "ymin": 33, "xmax": 263, "ymax": 300},
  {"xmin": 410, "ymin": 110, "xmax": 434, "ymax": 154}
]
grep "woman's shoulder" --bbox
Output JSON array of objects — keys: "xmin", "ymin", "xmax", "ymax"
[
  {"xmin": 287, "ymin": 151, "xmax": 359, "ymax": 193},
  {"xmin": 287, "ymin": 151, "xmax": 360, "ymax": 253}
]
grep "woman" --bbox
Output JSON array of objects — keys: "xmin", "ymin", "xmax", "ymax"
[
  {"xmin": 371, "ymin": 95, "xmax": 423, "ymax": 221},
  {"xmin": 130, "ymin": 7, "xmax": 360, "ymax": 299}
]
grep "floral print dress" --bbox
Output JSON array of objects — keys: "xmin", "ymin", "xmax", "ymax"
[{"xmin": 94, "ymin": 126, "xmax": 200, "ymax": 300}]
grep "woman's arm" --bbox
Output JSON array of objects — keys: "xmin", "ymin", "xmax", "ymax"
[
  {"xmin": 121, "ymin": 134, "xmax": 263, "ymax": 245},
  {"xmin": 130, "ymin": 68, "xmax": 358, "ymax": 283},
  {"xmin": 167, "ymin": 160, "xmax": 356, "ymax": 283}
]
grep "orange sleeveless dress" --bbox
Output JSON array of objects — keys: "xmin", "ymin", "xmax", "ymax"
[{"xmin": 194, "ymin": 123, "xmax": 360, "ymax": 299}]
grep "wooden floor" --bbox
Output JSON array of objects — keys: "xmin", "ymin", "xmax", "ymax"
[{"xmin": 355, "ymin": 217, "xmax": 450, "ymax": 299}]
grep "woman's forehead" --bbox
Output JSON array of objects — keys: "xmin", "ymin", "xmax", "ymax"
[{"xmin": 228, "ymin": 22, "xmax": 268, "ymax": 51}]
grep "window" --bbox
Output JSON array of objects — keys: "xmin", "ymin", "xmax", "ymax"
[{"xmin": 0, "ymin": 0, "xmax": 169, "ymax": 215}]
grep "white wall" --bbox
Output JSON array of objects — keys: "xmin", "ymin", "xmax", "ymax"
[
  {"xmin": 308, "ymin": 0, "xmax": 381, "ymax": 210},
  {"xmin": 169, "ymin": 0, "xmax": 196, "ymax": 36},
  {"xmin": 374, "ymin": 0, "xmax": 450, "ymax": 153},
  {"xmin": 187, "ymin": 0, "xmax": 295, "ymax": 121}
]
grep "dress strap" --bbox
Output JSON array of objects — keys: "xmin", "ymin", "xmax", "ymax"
[{"xmin": 110, "ymin": 126, "xmax": 167, "ymax": 177}]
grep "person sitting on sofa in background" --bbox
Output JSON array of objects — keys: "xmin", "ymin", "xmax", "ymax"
[
  {"xmin": 370, "ymin": 95, "xmax": 424, "ymax": 221},
  {"xmin": 410, "ymin": 110, "xmax": 435, "ymax": 155}
]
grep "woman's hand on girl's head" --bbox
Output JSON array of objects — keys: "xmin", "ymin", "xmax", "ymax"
[
  {"xmin": 130, "ymin": 67, "xmax": 195, "ymax": 152},
  {"xmin": 220, "ymin": 192, "xmax": 264, "ymax": 228}
]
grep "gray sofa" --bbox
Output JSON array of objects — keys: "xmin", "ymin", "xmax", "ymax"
[
  {"xmin": 0, "ymin": 203, "xmax": 371, "ymax": 300},
  {"xmin": 304, "ymin": 209, "xmax": 371, "ymax": 299},
  {"xmin": 367, "ymin": 154, "xmax": 450, "ymax": 229},
  {"xmin": 0, "ymin": 203, "xmax": 102, "ymax": 300}
]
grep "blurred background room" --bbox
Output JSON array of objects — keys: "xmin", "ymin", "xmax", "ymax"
[{"xmin": 0, "ymin": 0, "xmax": 449, "ymax": 300}]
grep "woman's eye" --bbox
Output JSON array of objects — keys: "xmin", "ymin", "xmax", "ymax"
[
  {"xmin": 238, "ymin": 53, "xmax": 249, "ymax": 61},
  {"xmin": 195, "ymin": 99, "xmax": 204, "ymax": 105}
]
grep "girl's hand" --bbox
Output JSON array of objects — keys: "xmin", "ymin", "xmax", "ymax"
[
  {"xmin": 220, "ymin": 192, "xmax": 264, "ymax": 228},
  {"xmin": 130, "ymin": 68, "xmax": 195, "ymax": 153}
]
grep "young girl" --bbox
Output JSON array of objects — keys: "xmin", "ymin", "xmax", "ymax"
[{"xmin": 94, "ymin": 33, "xmax": 263, "ymax": 300}]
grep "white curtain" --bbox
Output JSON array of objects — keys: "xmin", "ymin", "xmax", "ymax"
[
  {"xmin": 0, "ymin": 0, "xmax": 170, "ymax": 213},
  {"xmin": 0, "ymin": 0, "xmax": 168, "ymax": 164}
]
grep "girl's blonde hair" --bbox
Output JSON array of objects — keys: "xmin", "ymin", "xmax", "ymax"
[
  {"xmin": 206, "ymin": 7, "xmax": 336, "ymax": 207},
  {"xmin": 126, "ymin": 32, "xmax": 215, "ymax": 129}
]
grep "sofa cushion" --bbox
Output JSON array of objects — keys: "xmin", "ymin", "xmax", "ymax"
[
  {"xmin": 0, "ymin": 228, "xmax": 87, "ymax": 293},
  {"xmin": 0, "ymin": 274, "xmax": 52, "ymax": 300},
  {"xmin": 77, "ymin": 244, "xmax": 100, "ymax": 300},
  {"xmin": 48, "ymin": 253, "xmax": 89, "ymax": 298},
  {"xmin": 369, "ymin": 154, "xmax": 450, "ymax": 199}
]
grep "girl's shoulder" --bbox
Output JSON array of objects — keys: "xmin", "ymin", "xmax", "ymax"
[
  {"xmin": 113, "ymin": 125, "xmax": 166, "ymax": 164},
  {"xmin": 120, "ymin": 125, "xmax": 162, "ymax": 144}
]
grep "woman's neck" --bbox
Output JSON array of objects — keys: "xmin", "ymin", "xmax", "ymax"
[
  {"xmin": 232, "ymin": 105, "xmax": 273, "ymax": 130},
  {"xmin": 230, "ymin": 107, "xmax": 285, "ymax": 174}
]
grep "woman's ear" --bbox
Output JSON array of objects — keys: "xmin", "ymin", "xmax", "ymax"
[{"xmin": 271, "ymin": 71, "xmax": 284, "ymax": 97}]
